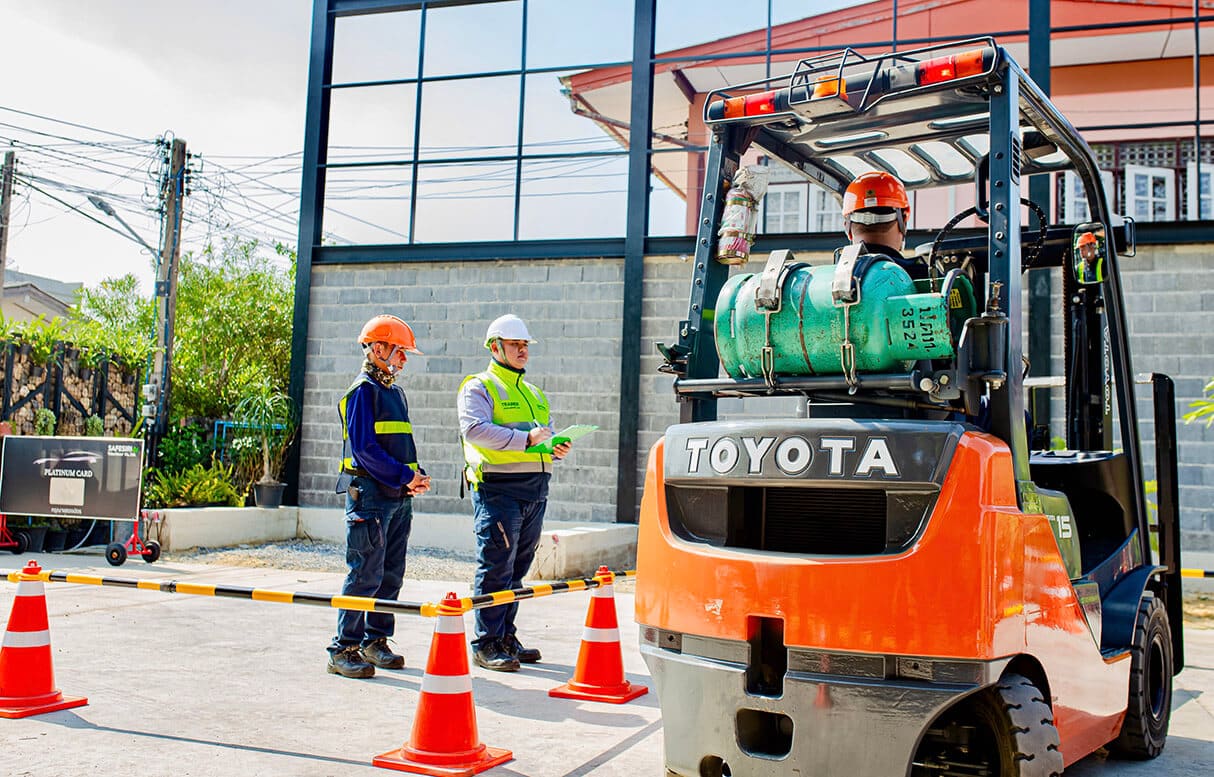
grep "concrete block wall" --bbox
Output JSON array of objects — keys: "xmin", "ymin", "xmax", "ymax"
[
  {"xmin": 299, "ymin": 244, "xmax": 1214, "ymax": 548},
  {"xmin": 299, "ymin": 258, "xmax": 625, "ymax": 524}
]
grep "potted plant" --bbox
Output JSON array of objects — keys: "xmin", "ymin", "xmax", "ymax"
[
  {"xmin": 34, "ymin": 407, "xmax": 56, "ymax": 437},
  {"xmin": 233, "ymin": 385, "xmax": 297, "ymax": 509},
  {"xmin": 85, "ymin": 414, "xmax": 105, "ymax": 437}
]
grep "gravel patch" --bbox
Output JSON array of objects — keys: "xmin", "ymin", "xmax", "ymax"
[{"xmin": 165, "ymin": 539, "xmax": 479, "ymax": 583}]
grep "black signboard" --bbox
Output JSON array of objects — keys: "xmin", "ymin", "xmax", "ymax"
[{"xmin": 0, "ymin": 436, "xmax": 143, "ymax": 522}]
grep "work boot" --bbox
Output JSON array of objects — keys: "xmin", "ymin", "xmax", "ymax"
[
  {"xmin": 501, "ymin": 634, "xmax": 541, "ymax": 664},
  {"xmin": 472, "ymin": 639, "xmax": 521, "ymax": 672},
  {"xmin": 327, "ymin": 645, "xmax": 375, "ymax": 678},
  {"xmin": 361, "ymin": 638, "xmax": 405, "ymax": 669}
]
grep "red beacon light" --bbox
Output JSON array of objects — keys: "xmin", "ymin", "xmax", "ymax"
[
  {"xmin": 718, "ymin": 90, "xmax": 779, "ymax": 120},
  {"xmin": 916, "ymin": 48, "xmax": 987, "ymax": 86}
]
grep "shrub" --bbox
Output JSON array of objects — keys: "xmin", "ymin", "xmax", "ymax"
[
  {"xmin": 143, "ymin": 463, "xmax": 243, "ymax": 508},
  {"xmin": 156, "ymin": 422, "xmax": 211, "ymax": 474},
  {"xmin": 84, "ymin": 414, "xmax": 104, "ymax": 437},
  {"xmin": 34, "ymin": 408, "xmax": 56, "ymax": 436}
]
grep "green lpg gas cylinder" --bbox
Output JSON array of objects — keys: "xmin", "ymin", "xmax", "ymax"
[{"xmin": 714, "ymin": 259, "xmax": 955, "ymax": 379}]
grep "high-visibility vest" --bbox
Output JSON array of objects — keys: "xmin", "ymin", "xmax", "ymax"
[
  {"xmin": 460, "ymin": 360, "xmax": 551, "ymax": 485},
  {"xmin": 337, "ymin": 374, "xmax": 420, "ymax": 481}
]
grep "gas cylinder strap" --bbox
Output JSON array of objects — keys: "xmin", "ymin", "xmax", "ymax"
[
  {"xmin": 761, "ymin": 310, "xmax": 777, "ymax": 387},
  {"xmin": 838, "ymin": 291, "xmax": 860, "ymax": 392}
]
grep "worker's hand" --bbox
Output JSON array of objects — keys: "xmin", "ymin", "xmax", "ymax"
[
  {"xmin": 407, "ymin": 471, "xmax": 431, "ymax": 495},
  {"xmin": 552, "ymin": 442, "xmax": 571, "ymax": 460},
  {"xmin": 527, "ymin": 426, "xmax": 553, "ymax": 446}
]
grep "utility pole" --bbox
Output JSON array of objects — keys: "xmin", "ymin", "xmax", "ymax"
[
  {"xmin": 146, "ymin": 138, "xmax": 187, "ymax": 463},
  {"xmin": 0, "ymin": 151, "xmax": 15, "ymax": 317}
]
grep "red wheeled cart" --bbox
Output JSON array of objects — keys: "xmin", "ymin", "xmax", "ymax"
[
  {"xmin": 105, "ymin": 510, "xmax": 161, "ymax": 566},
  {"xmin": 0, "ymin": 514, "xmax": 30, "ymax": 555}
]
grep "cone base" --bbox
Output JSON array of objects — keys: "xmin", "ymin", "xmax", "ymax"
[
  {"xmin": 0, "ymin": 693, "xmax": 87, "ymax": 719},
  {"xmin": 373, "ymin": 744, "xmax": 512, "ymax": 776},
  {"xmin": 548, "ymin": 681, "xmax": 648, "ymax": 705}
]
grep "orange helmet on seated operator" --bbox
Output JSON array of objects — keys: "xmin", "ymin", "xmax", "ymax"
[
  {"xmin": 1077, "ymin": 231, "xmax": 1097, "ymax": 247},
  {"xmin": 359, "ymin": 314, "xmax": 422, "ymax": 355},
  {"xmin": 842, "ymin": 171, "xmax": 910, "ymax": 231}
]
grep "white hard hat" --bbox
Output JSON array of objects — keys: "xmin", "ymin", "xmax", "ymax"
[{"xmin": 484, "ymin": 314, "xmax": 536, "ymax": 348}]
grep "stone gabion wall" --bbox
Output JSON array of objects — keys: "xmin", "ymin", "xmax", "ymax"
[
  {"xmin": 299, "ymin": 245, "xmax": 1214, "ymax": 549},
  {"xmin": 0, "ymin": 345, "xmax": 139, "ymax": 437}
]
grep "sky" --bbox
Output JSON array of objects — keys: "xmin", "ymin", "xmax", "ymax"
[
  {"xmin": 0, "ymin": 0, "xmax": 311, "ymax": 291},
  {"xmin": 0, "ymin": 0, "xmax": 869, "ymax": 295}
]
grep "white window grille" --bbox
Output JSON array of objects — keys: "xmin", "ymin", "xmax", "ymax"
[
  {"xmin": 1123, "ymin": 165, "xmax": 1175, "ymax": 222},
  {"xmin": 1062, "ymin": 169, "xmax": 1115, "ymax": 224},
  {"xmin": 764, "ymin": 186, "xmax": 806, "ymax": 233},
  {"xmin": 1186, "ymin": 162, "xmax": 1212, "ymax": 220}
]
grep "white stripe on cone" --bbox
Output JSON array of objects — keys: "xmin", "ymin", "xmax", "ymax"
[
  {"xmin": 581, "ymin": 626, "xmax": 620, "ymax": 643},
  {"xmin": 420, "ymin": 673, "xmax": 474, "ymax": 695},
  {"xmin": 15, "ymin": 580, "xmax": 44, "ymax": 597},
  {"xmin": 434, "ymin": 615, "xmax": 464, "ymax": 634},
  {"xmin": 590, "ymin": 586, "xmax": 613, "ymax": 599},
  {"xmin": 2, "ymin": 629, "xmax": 51, "ymax": 649}
]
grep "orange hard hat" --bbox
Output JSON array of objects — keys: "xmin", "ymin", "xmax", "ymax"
[
  {"xmin": 1077, "ymin": 231, "xmax": 1097, "ymax": 247},
  {"xmin": 359, "ymin": 314, "xmax": 422, "ymax": 354},
  {"xmin": 842, "ymin": 171, "xmax": 910, "ymax": 223}
]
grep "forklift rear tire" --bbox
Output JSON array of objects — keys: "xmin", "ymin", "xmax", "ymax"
[
  {"xmin": 913, "ymin": 673, "xmax": 1062, "ymax": 776},
  {"xmin": 106, "ymin": 543, "xmax": 127, "ymax": 566},
  {"xmin": 1108, "ymin": 592, "xmax": 1172, "ymax": 759},
  {"xmin": 142, "ymin": 540, "xmax": 161, "ymax": 563},
  {"xmin": 9, "ymin": 531, "xmax": 29, "ymax": 555}
]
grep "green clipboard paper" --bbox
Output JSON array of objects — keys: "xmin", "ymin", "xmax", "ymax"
[{"xmin": 524, "ymin": 424, "xmax": 598, "ymax": 454}]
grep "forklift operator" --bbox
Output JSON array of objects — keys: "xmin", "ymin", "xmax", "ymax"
[{"xmin": 840, "ymin": 171, "xmax": 928, "ymax": 281}]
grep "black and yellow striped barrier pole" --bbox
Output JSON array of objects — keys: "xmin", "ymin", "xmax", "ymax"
[
  {"xmin": 455, "ymin": 569, "xmax": 636, "ymax": 613},
  {"xmin": 1182, "ymin": 568, "xmax": 1214, "ymax": 580},
  {"xmin": 2, "ymin": 566, "xmax": 637, "ymax": 617}
]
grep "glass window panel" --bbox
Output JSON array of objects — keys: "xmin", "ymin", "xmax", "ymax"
[
  {"xmin": 1135, "ymin": 199, "xmax": 1148, "ymax": 219},
  {"xmin": 527, "ymin": 0, "xmax": 632, "ymax": 69},
  {"xmin": 1135, "ymin": 176, "xmax": 1148, "ymax": 197},
  {"xmin": 418, "ymin": 76, "xmax": 521, "ymax": 160},
  {"xmin": 649, "ymin": 150, "xmax": 705, "ymax": 236},
  {"xmin": 655, "ymin": 0, "xmax": 768, "ymax": 52},
  {"xmin": 517, "ymin": 156, "xmax": 628, "ymax": 239},
  {"xmin": 322, "ymin": 165, "xmax": 412, "ymax": 244},
  {"xmin": 423, "ymin": 1, "xmax": 522, "ymax": 77},
  {"xmin": 811, "ymin": 186, "xmax": 843, "ymax": 232},
  {"xmin": 869, "ymin": 149, "xmax": 930, "ymax": 185},
  {"xmin": 413, "ymin": 161, "xmax": 516, "ymax": 242},
  {"xmin": 1201, "ymin": 172, "xmax": 1211, "ymax": 196},
  {"xmin": 327, "ymin": 85, "xmax": 416, "ymax": 165},
  {"xmin": 1153, "ymin": 202, "xmax": 1166, "ymax": 219},
  {"xmin": 332, "ymin": 11, "xmax": 420, "ymax": 83},
  {"xmin": 525, "ymin": 71, "xmax": 630, "ymax": 156},
  {"xmin": 913, "ymin": 141, "xmax": 972, "ymax": 178},
  {"xmin": 1151, "ymin": 176, "xmax": 1167, "ymax": 200}
]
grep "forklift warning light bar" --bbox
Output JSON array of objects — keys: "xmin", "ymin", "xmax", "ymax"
[{"xmin": 705, "ymin": 43, "xmax": 995, "ymax": 124}]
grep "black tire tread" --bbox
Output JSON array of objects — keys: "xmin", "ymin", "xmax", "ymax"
[
  {"xmin": 988, "ymin": 674, "xmax": 1064, "ymax": 777},
  {"xmin": 1108, "ymin": 593, "xmax": 1172, "ymax": 760}
]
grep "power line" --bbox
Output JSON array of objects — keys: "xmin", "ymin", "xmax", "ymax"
[{"xmin": 0, "ymin": 104, "xmax": 149, "ymax": 143}]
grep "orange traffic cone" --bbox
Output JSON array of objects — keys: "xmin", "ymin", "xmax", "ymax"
[
  {"xmin": 373, "ymin": 592, "xmax": 512, "ymax": 776},
  {"xmin": 0, "ymin": 560, "xmax": 87, "ymax": 718},
  {"xmin": 549, "ymin": 566, "xmax": 648, "ymax": 704}
]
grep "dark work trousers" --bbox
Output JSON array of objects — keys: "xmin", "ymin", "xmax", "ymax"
[
  {"xmin": 471, "ymin": 487, "xmax": 546, "ymax": 647},
  {"xmin": 329, "ymin": 475, "xmax": 413, "ymax": 652}
]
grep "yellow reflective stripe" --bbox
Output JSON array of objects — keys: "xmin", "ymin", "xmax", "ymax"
[
  {"xmin": 374, "ymin": 421, "xmax": 413, "ymax": 434},
  {"xmin": 137, "ymin": 580, "xmax": 161, "ymax": 591},
  {"xmin": 342, "ymin": 457, "xmax": 356, "ymax": 470},
  {"xmin": 176, "ymin": 583, "xmax": 216, "ymax": 596},
  {"xmin": 567, "ymin": 580, "xmax": 588, "ymax": 592},
  {"xmin": 252, "ymin": 589, "xmax": 294, "ymax": 604},
  {"xmin": 65, "ymin": 573, "xmax": 104, "ymax": 586},
  {"xmin": 491, "ymin": 591, "xmax": 515, "ymax": 606},
  {"xmin": 408, "ymin": 462, "xmax": 419, "ymax": 471},
  {"xmin": 530, "ymin": 584, "xmax": 554, "ymax": 598},
  {"xmin": 332, "ymin": 595, "xmax": 376, "ymax": 611}
]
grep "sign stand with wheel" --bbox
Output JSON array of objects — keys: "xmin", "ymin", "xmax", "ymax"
[
  {"xmin": 0, "ymin": 435, "xmax": 145, "ymax": 563},
  {"xmin": 105, "ymin": 510, "xmax": 161, "ymax": 567}
]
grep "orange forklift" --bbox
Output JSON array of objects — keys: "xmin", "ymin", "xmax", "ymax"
[{"xmin": 638, "ymin": 38, "xmax": 1184, "ymax": 776}]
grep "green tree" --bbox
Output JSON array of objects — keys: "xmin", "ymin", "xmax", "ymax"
[
  {"xmin": 70, "ymin": 238, "xmax": 295, "ymax": 422},
  {"xmin": 171, "ymin": 239, "xmax": 295, "ymax": 420},
  {"xmin": 72, "ymin": 273, "xmax": 156, "ymax": 369}
]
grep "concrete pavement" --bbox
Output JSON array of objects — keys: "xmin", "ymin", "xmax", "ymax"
[{"xmin": 0, "ymin": 553, "xmax": 1210, "ymax": 776}]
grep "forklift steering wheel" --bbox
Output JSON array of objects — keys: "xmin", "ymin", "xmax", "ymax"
[{"xmin": 927, "ymin": 197, "xmax": 1048, "ymax": 284}]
